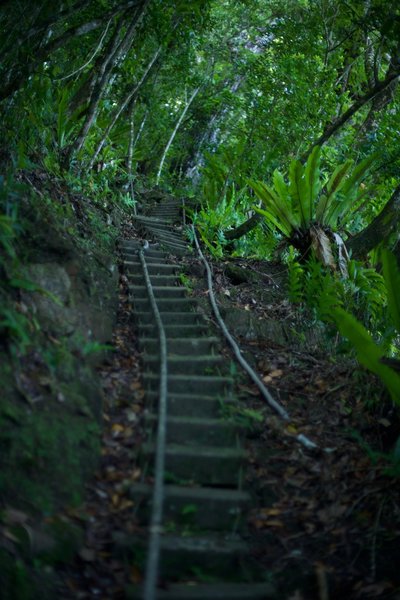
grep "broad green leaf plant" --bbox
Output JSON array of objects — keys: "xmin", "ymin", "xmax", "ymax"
[
  {"xmin": 332, "ymin": 250, "xmax": 400, "ymax": 404},
  {"xmin": 250, "ymin": 147, "xmax": 376, "ymax": 267}
]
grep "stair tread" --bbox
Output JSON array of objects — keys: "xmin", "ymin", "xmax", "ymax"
[
  {"xmin": 127, "ymin": 582, "xmax": 276, "ymax": 600},
  {"xmin": 145, "ymin": 414, "xmax": 236, "ymax": 427},
  {"xmin": 143, "ymin": 373, "xmax": 233, "ymax": 382},
  {"xmin": 144, "ymin": 354, "xmax": 223, "ymax": 362},
  {"xmin": 143, "ymin": 442, "xmax": 245, "ymax": 457},
  {"xmin": 129, "ymin": 482, "xmax": 250, "ymax": 501}
]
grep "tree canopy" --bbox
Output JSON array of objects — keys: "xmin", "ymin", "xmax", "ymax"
[{"xmin": 1, "ymin": 0, "xmax": 399, "ymax": 257}]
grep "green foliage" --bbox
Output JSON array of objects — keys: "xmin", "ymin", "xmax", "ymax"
[
  {"xmin": 286, "ymin": 254, "xmax": 342, "ymax": 318},
  {"xmin": 382, "ymin": 249, "xmax": 400, "ymax": 332},
  {"xmin": 250, "ymin": 147, "xmax": 376, "ymax": 262},
  {"xmin": 330, "ymin": 251, "xmax": 400, "ymax": 403},
  {"xmin": 352, "ymin": 430, "xmax": 400, "ymax": 479},
  {"xmin": 333, "ymin": 307, "xmax": 400, "ymax": 403}
]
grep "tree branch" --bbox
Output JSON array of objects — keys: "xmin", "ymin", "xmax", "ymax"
[{"xmin": 347, "ymin": 184, "xmax": 400, "ymax": 258}]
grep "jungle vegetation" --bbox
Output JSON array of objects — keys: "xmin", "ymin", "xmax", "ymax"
[
  {"xmin": 1, "ymin": 0, "xmax": 400, "ymax": 595},
  {"xmin": 1, "ymin": 0, "xmax": 400, "ymax": 395}
]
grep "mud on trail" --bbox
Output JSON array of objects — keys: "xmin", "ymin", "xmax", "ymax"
[{"xmin": 55, "ymin": 219, "xmax": 400, "ymax": 600}]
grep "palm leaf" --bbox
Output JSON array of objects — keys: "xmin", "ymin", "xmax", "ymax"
[{"xmin": 382, "ymin": 249, "xmax": 400, "ymax": 333}]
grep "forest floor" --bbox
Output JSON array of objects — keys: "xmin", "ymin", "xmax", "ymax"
[{"xmin": 56, "ymin": 221, "xmax": 400, "ymax": 600}]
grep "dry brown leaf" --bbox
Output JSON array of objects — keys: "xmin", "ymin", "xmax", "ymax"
[
  {"xmin": 269, "ymin": 369, "xmax": 283, "ymax": 378},
  {"xmin": 259, "ymin": 507, "xmax": 281, "ymax": 517},
  {"xmin": 264, "ymin": 519, "xmax": 284, "ymax": 527},
  {"xmin": 111, "ymin": 423, "xmax": 125, "ymax": 435},
  {"xmin": 130, "ymin": 564, "xmax": 142, "ymax": 584}
]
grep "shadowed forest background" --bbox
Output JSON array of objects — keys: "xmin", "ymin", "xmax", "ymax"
[{"xmin": 1, "ymin": 0, "xmax": 400, "ymax": 598}]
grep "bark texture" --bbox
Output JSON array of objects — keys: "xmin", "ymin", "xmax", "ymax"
[{"xmin": 347, "ymin": 184, "xmax": 400, "ymax": 258}]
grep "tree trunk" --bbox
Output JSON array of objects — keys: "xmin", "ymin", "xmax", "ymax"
[
  {"xmin": 225, "ymin": 213, "xmax": 263, "ymax": 241},
  {"xmin": 156, "ymin": 85, "xmax": 202, "ymax": 184},
  {"xmin": 224, "ymin": 66, "xmax": 400, "ymax": 244},
  {"xmin": 88, "ymin": 45, "xmax": 162, "ymax": 169},
  {"xmin": 347, "ymin": 184, "xmax": 400, "ymax": 258},
  {"xmin": 0, "ymin": 1, "xmax": 136, "ymax": 102},
  {"xmin": 65, "ymin": 0, "xmax": 150, "ymax": 165},
  {"xmin": 302, "ymin": 66, "xmax": 400, "ymax": 161}
]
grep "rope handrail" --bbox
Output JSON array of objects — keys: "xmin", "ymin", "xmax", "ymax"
[
  {"xmin": 139, "ymin": 249, "xmax": 168, "ymax": 600},
  {"xmin": 191, "ymin": 226, "xmax": 318, "ymax": 451}
]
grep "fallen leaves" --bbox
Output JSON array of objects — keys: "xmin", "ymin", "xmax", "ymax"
[{"xmin": 263, "ymin": 368, "xmax": 284, "ymax": 384}]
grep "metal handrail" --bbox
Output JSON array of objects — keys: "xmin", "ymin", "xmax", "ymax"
[
  {"xmin": 139, "ymin": 249, "xmax": 168, "ymax": 600},
  {"xmin": 191, "ymin": 226, "xmax": 318, "ymax": 451}
]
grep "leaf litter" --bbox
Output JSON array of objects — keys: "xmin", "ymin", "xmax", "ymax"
[{"xmin": 52, "ymin": 247, "xmax": 400, "ymax": 599}]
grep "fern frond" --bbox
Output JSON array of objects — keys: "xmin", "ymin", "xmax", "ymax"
[{"xmin": 287, "ymin": 259, "xmax": 304, "ymax": 303}]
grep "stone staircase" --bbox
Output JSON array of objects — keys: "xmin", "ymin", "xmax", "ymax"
[{"xmin": 118, "ymin": 199, "xmax": 275, "ymax": 599}]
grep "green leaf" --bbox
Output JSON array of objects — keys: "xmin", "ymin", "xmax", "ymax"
[
  {"xmin": 326, "ymin": 160, "xmax": 353, "ymax": 196},
  {"xmin": 381, "ymin": 249, "xmax": 400, "ymax": 332},
  {"xmin": 289, "ymin": 159, "xmax": 309, "ymax": 228},
  {"xmin": 324, "ymin": 154, "xmax": 376, "ymax": 227},
  {"xmin": 250, "ymin": 179, "xmax": 298, "ymax": 235},
  {"xmin": 253, "ymin": 205, "xmax": 291, "ymax": 237},
  {"xmin": 272, "ymin": 169, "xmax": 290, "ymax": 206},
  {"xmin": 304, "ymin": 146, "xmax": 321, "ymax": 222},
  {"xmin": 341, "ymin": 153, "xmax": 378, "ymax": 196},
  {"xmin": 332, "ymin": 307, "xmax": 400, "ymax": 403}
]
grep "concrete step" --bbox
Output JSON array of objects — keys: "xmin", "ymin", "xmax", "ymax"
[
  {"xmin": 124, "ymin": 261, "xmax": 182, "ymax": 274},
  {"xmin": 129, "ymin": 285, "xmax": 189, "ymax": 299},
  {"xmin": 149, "ymin": 212, "xmax": 180, "ymax": 218},
  {"xmin": 128, "ymin": 274, "xmax": 179, "ymax": 286},
  {"xmin": 133, "ymin": 218, "xmax": 172, "ymax": 230},
  {"xmin": 136, "ymin": 311, "xmax": 200, "ymax": 326},
  {"xmin": 143, "ymin": 373, "xmax": 233, "ymax": 394},
  {"xmin": 139, "ymin": 336, "xmax": 220, "ymax": 354},
  {"xmin": 149, "ymin": 230, "xmax": 186, "ymax": 241},
  {"xmin": 139, "ymin": 323, "xmax": 209, "ymax": 337},
  {"xmin": 145, "ymin": 391, "xmax": 233, "ymax": 418},
  {"xmin": 147, "ymin": 230, "xmax": 186, "ymax": 242},
  {"xmin": 142, "ymin": 223, "xmax": 176, "ymax": 232},
  {"xmin": 129, "ymin": 483, "xmax": 250, "ymax": 529},
  {"xmin": 143, "ymin": 354, "xmax": 225, "ymax": 375},
  {"xmin": 145, "ymin": 414, "xmax": 239, "ymax": 446},
  {"xmin": 158, "ymin": 245, "xmax": 191, "ymax": 257},
  {"xmin": 127, "ymin": 582, "xmax": 276, "ymax": 599},
  {"xmin": 143, "ymin": 443, "xmax": 245, "ymax": 485},
  {"xmin": 133, "ymin": 297, "xmax": 197, "ymax": 312},
  {"xmin": 123, "ymin": 249, "xmax": 167, "ymax": 260},
  {"xmin": 114, "ymin": 531, "xmax": 249, "ymax": 578},
  {"xmin": 124, "ymin": 255, "xmax": 170, "ymax": 265},
  {"xmin": 153, "ymin": 240, "xmax": 189, "ymax": 251}
]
